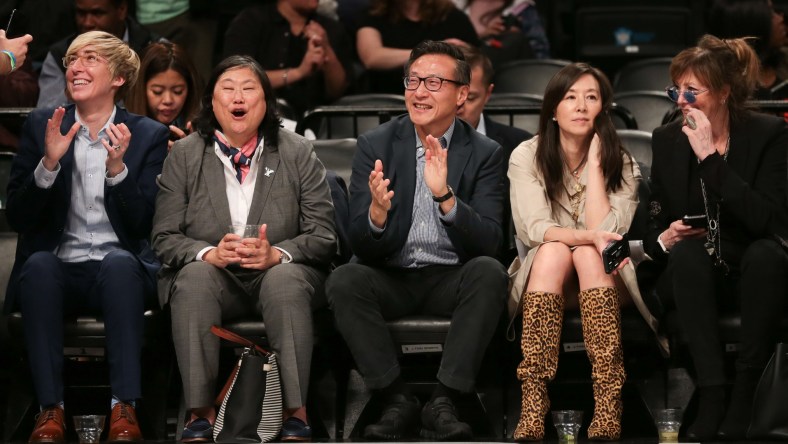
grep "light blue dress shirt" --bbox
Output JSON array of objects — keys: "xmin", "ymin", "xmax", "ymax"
[{"xmin": 33, "ymin": 106, "xmax": 126, "ymax": 262}]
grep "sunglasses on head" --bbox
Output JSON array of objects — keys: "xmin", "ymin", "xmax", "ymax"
[{"xmin": 665, "ymin": 86, "xmax": 709, "ymax": 104}]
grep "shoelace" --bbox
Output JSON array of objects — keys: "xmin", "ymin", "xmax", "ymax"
[
  {"xmin": 35, "ymin": 409, "xmax": 60, "ymax": 425},
  {"xmin": 115, "ymin": 404, "xmax": 136, "ymax": 424}
]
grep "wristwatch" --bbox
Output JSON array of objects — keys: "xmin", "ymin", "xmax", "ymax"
[{"xmin": 432, "ymin": 185, "xmax": 454, "ymax": 203}]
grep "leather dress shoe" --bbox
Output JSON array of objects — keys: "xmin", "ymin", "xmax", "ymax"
[
  {"xmin": 420, "ymin": 396, "xmax": 472, "ymax": 440},
  {"xmin": 182, "ymin": 418, "xmax": 213, "ymax": 443},
  {"xmin": 364, "ymin": 394, "xmax": 421, "ymax": 440},
  {"xmin": 29, "ymin": 407, "xmax": 66, "ymax": 443},
  {"xmin": 281, "ymin": 417, "xmax": 312, "ymax": 441},
  {"xmin": 108, "ymin": 402, "xmax": 143, "ymax": 442}
]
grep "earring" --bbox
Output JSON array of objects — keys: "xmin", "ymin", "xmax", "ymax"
[
  {"xmin": 552, "ymin": 116, "xmax": 557, "ymax": 121},
  {"xmin": 722, "ymin": 99, "xmax": 727, "ymax": 105}
]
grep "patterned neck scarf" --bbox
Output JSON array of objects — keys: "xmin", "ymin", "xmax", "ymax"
[{"xmin": 213, "ymin": 130, "xmax": 262, "ymax": 183}]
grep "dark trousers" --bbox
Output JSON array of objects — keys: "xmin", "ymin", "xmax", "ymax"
[
  {"xmin": 326, "ymin": 256, "xmax": 508, "ymax": 392},
  {"xmin": 658, "ymin": 238, "xmax": 788, "ymax": 386},
  {"xmin": 17, "ymin": 250, "xmax": 155, "ymax": 407}
]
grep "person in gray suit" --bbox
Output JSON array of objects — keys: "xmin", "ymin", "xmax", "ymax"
[{"xmin": 151, "ymin": 55, "xmax": 337, "ymax": 442}]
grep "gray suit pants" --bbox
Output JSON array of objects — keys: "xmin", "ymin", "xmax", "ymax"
[{"xmin": 170, "ymin": 261, "xmax": 327, "ymax": 409}]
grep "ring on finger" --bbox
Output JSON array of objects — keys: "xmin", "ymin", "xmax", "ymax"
[{"xmin": 111, "ymin": 144, "xmax": 121, "ymax": 151}]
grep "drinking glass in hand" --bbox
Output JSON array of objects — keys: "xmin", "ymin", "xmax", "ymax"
[
  {"xmin": 228, "ymin": 224, "xmax": 262, "ymax": 239},
  {"xmin": 73, "ymin": 415, "xmax": 105, "ymax": 444}
]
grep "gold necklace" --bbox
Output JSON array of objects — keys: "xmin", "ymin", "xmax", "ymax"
[{"xmin": 567, "ymin": 154, "xmax": 587, "ymax": 193}]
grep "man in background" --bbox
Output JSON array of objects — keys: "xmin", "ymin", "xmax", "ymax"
[
  {"xmin": 37, "ymin": 0, "xmax": 157, "ymax": 108},
  {"xmin": 457, "ymin": 45, "xmax": 531, "ymax": 263}
]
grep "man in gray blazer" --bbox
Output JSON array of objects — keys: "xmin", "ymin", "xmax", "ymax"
[{"xmin": 151, "ymin": 56, "xmax": 336, "ymax": 442}]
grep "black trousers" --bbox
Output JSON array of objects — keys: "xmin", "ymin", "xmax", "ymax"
[
  {"xmin": 18, "ymin": 250, "xmax": 155, "ymax": 407},
  {"xmin": 326, "ymin": 256, "xmax": 508, "ymax": 392},
  {"xmin": 658, "ymin": 238, "xmax": 788, "ymax": 386}
]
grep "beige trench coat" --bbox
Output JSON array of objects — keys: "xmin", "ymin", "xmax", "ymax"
[{"xmin": 506, "ymin": 137, "xmax": 667, "ymax": 354}]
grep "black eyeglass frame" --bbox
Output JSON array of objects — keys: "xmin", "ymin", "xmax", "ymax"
[
  {"xmin": 403, "ymin": 75, "xmax": 465, "ymax": 92},
  {"xmin": 665, "ymin": 86, "xmax": 709, "ymax": 104}
]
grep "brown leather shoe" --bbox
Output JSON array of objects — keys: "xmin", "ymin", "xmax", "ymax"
[
  {"xmin": 107, "ymin": 402, "xmax": 143, "ymax": 442},
  {"xmin": 28, "ymin": 407, "xmax": 66, "ymax": 443}
]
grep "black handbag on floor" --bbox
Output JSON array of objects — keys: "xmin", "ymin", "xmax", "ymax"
[
  {"xmin": 211, "ymin": 325, "xmax": 282, "ymax": 443},
  {"xmin": 748, "ymin": 342, "xmax": 788, "ymax": 440}
]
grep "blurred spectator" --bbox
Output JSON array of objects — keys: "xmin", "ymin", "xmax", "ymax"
[
  {"xmin": 456, "ymin": 45, "xmax": 530, "ymax": 153},
  {"xmin": 37, "ymin": 0, "xmax": 158, "ymax": 109},
  {"xmin": 126, "ymin": 41, "xmax": 202, "ymax": 151},
  {"xmin": 457, "ymin": 45, "xmax": 530, "ymax": 263},
  {"xmin": 222, "ymin": 0, "xmax": 353, "ymax": 117},
  {"xmin": 337, "ymin": 0, "xmax": 370, "ymax": 35},
  {"xmin": 0, "ymin": 1, "xmax": 75, "ymax": 70},
  {"xmin": 0, "ymin": 30, "xmax": 32, "ymax": 75},
  {"xmin": 134, "ymin": 0, "xmax": 216, "ymax": 85},
  {"xmin": 453, "ymin": 0, "xmax": 550, "ymax": 63},
  {"xmin": 708, "ymin": 0, "xmax": 788, "ymax": 99},
  {"xmin": 356, "ymin": 0, "xmax": 479, "ymax": 94},
  {"xmin": 0, "ymin": 28, "xmax": 36, "ymax": 151},
  {"xmin": 318, "ymin": 0, "xmax": 339, "ymax": 20}
]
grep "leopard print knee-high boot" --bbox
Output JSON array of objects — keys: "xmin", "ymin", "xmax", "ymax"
[
  {"xmin": 578, "ymin": 287, "xmax": 625, "ymax": 440},
  {"xmin": 514, "ymin": 291, "xmax": 564, "ymax": 441}
]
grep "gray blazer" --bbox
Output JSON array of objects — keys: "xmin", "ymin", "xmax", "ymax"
[{"xmin": 151, "ymin": 129, "xmax": 337, "ymax": 307}]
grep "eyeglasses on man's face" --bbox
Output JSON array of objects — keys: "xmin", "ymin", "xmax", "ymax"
[
  {"xmin": 404, "ymin": 75, "xmax": 464, "ymax": 92},
  {"xmin": 62, "ymin": 52, "xmax": 106, "ymax": 69},
  {"xmin": 665, "ymin": 86, "xmax": 709, "ymax": 104}
]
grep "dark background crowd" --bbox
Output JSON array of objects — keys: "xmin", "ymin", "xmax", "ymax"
[
  {"xmin": 1, "ymin": 0, "xmax": 788, "ymax": 154},
  {"xmin": 1, "ymin": 0, "xmax": 788, "ymax": 442}
]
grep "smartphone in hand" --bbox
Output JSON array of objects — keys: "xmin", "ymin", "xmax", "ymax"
[
  {"xmin": 682, "ymin": 214, "xmax": 708, "ymax": 229},
  {"xmin": 602, "ymin": 233, "xmax": 630, "ymax": 274}
]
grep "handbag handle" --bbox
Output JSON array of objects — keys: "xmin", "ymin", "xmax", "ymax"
[{"xmin": 210, "ymin": 325, "xmax": 271, "ymax": 356}]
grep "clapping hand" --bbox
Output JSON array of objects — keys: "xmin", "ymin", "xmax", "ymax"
[
  {"xmin": 368, "ymin": 159, "xmax": 393, "ymax": 228},
  {"xmin": 423, "ymin": 134, "xmax": 448, "ymax": 197},
  {"xmin": 43, "ymin": 107, "xmax": 81, "ymax": 171},
  {"xmin": 102, "ymin": 122, "xmax": 131, "ymax": 177}
]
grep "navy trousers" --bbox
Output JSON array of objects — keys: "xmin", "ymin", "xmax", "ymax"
[{"xmin": 17, "ymin": 250, "xmax": 155, "ymax": 407}]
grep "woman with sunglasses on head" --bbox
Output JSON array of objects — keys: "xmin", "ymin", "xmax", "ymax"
[{"xmin": 645, "ymin": 34, "xmax": 788, "ymax": 441}]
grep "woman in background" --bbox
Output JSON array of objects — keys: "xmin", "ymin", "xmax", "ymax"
[
  {"xmin": 708, "ymin": 0, "xmax": 788, "ymax": 99},
  {"xmin": 126, "ymin": 41, "xmax": 202, "ymax": 150},
  {"xmin": 356, "ymin": 0, "xmax": 479, "ymax": 93}
]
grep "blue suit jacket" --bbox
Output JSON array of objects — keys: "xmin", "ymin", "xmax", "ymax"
[
  {"xmin": 348, "ymin": 115, "xmax": 505, "ymax": 264},
  {"xmin": 4, "ymin": 105, "xmax": 169, "ymax": 313}
]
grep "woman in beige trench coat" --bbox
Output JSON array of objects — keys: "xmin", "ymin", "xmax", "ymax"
[{"xmin": 506, "ymin": 62, "xmax": 658, "ymax": 441}]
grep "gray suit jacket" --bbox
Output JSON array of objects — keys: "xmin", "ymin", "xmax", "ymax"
[{"xmin": 151, "ymin": 129, "xmax": 337, "ymax": 307}]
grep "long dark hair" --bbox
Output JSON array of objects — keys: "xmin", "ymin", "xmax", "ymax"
[
  {"xmin": 126, "ymin": 41, "xmax": 202, "ymax": 123},
  {"xmin": 536, "ymin": 62, "xmax": 627, "ymax": 203},
  {"xmin": 192, "ymin": 55, "xmax": 281, "ymax": 147}
]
